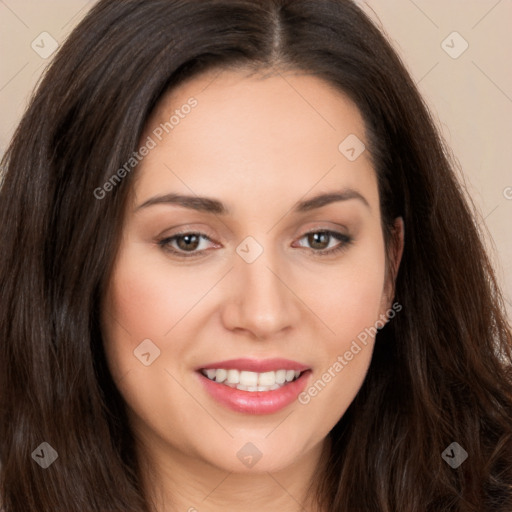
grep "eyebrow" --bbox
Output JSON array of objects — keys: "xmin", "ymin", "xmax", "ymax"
[{"xmin": 135, "ymin": 188, "xmax": 370, "ymax": 214}]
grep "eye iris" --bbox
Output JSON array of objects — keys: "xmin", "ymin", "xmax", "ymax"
[
  {"xmin": 308, "ymin": 232, "xmax": 329, "ymax": 250},
  {"xmin": 177, "ymin": 234, "xmax": 200, "ymax": 251}
]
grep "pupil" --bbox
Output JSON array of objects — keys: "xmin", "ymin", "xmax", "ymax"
[
  {"xmin": 178, "ymin": 234, "xmax": 199, "ymax": 251},
  {"xmin": 309, "ymin": 232, "xmax": 328, "ymax": 249}
]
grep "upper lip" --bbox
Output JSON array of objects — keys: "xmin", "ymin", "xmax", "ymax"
[{"xmin": 197, "ymin": 358, "xmax": 310, "ymax": 373}]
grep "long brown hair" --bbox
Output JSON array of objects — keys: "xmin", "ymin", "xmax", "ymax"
[{"xmin": 1, "ymin": 1, "xmax": 511, "ymax": 510}]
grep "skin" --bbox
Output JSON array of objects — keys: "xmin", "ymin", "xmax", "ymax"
[{"xmin": 101, "ymin": 68, "xmax": 404, "ymax": 512}]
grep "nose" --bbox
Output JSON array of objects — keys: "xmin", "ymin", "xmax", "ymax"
[{"xmin": 220, "ymin": 244, "xmax": 301, "ymax": 340}]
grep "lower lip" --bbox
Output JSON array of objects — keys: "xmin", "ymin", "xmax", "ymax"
[{"xmin": 197, "ymin": 370, "xmax": 312, "ymax": 415}]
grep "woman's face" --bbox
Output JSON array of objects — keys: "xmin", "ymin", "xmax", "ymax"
[{"xmin": 102, "ymin": 68, "xmax": 402, "ymax": 476}]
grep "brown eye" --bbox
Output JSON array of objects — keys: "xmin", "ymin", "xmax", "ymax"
[
  {"xmin": 307, "ymin": 232, "xmax": 330, "ymax": 250},
  {"xmin": 158, "ymin": 232, "xmax": 215, "ymax": 257},
  {"xmin": 295, "ymin": 230, "xmax": 353, "ymax": 256},
  {"xmin": 175, "ymin": 234, "xmax": 201, "ymax": 251}
]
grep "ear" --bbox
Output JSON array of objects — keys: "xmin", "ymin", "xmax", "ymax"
[{"xmin": 381, "ymin": 216, "xmax": 404, "ymax": 311}]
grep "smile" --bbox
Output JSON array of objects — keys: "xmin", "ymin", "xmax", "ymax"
[
  {"xmin": 196, "ymin": 358, "xmax": 312, "ymax": 414},
  {"xmin": 200, "ymin": 368, "xmax": 303, "ymax": 392}
]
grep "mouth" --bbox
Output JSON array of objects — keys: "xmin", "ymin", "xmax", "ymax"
[
  {"xmin": 195, "ymin": 358, "xmax": 312, "ymax": 414},
  {"xmin": 199, "ymin": 367, "xmax": 305, "ymax": 392}
]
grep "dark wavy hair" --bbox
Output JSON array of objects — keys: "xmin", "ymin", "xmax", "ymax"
[{"xmin": 1, "ymin": 0, "xmax": 511, "ymax": 510}]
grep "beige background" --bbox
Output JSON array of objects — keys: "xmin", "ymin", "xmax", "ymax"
[{"xmin": 1, "ymin": 0, "xmax": 511, "ymax": 317}]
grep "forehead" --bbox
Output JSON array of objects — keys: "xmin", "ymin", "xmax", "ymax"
[
  {"xmin": 134, "ymin": 68, "xmax": 377, "ymax": 212},
  {"xmin": 147, "ymin": 67, "xmax": 367, "ymax": 149}
]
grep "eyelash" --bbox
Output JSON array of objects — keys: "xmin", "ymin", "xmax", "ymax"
[{"xmin": 157, "ymin": 229, "xmax": 353, "ymax": 258}]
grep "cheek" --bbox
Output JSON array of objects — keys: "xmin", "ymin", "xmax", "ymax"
[
  {"xmin": 296, "ymin": 237, "xmax": 386, "ymax": 416},
  {"xmin": 100, "ymin": 245, "xmax": 185, "ymax": 382},
  {"xmin": 307, "ymin": 236, "xmax": 387, "ymax": 342},
  {"xmin": 103, "ymin": 244, "xmax": 214, "ymax": 344},
  {"xmin": 100, "ymin": 251, "xmax": 202, "ymax": 442}
]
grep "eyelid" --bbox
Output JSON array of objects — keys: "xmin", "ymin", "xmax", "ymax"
[{"xmin": 156, "ymin": 223, "xmax": 217, "ymax": 240}]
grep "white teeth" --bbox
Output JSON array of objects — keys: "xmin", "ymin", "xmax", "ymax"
[
  {"xmin": 205, "ymin": 369, "xmax": 217, "ymax": 380},
  {"xmin": 239, "ymin": 371, "xmax": 258, "ymax": 387},
  {"xmin": 236, "ymin": 383, "xmax": 277, "ymax": 392},
  {"xmin": 201, "ymin": 367, "xmax": 305, "ymax": 391},
  {"xmin": 215, "ymin": 369, "xmax": 227, "ymax": 383},
  {"xmin": 285, "ymin": 370, "xmax": 295, "ymax": 382},
  {"xmin": 275, "ymin": 369, "xmax": 286, "ymax": 384},
  {"xmin": 258, "ymin": 371, "xmax": 276, "ymax": 386},
  {"xmin": 226, "ymin": 369, "xmax": 240, "ymax": 384}
]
